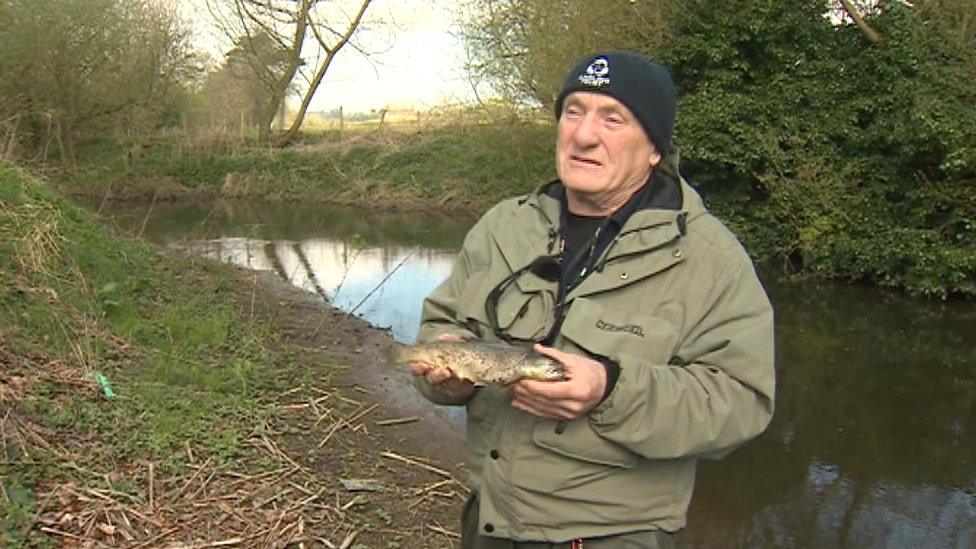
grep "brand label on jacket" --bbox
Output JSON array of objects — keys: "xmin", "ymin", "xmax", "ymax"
[{"xmin": 595, "ymin": 319, "xmax": 644, "ymax": 337}]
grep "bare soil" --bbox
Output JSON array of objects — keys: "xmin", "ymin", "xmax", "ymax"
[
  {"xmin": 228, "ymin": 268, "xmax": 470, "ymax": 547},
  {"xmin": 4, "ymin": 260, "xmax": 469, "ymax": 548}
]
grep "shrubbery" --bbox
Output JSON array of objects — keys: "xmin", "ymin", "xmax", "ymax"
[
  {"xmin": 463, "ymin": 0, "xmax": 975, "ymax": 297},
  {"xmin": 664, "ymin": 1, "xmax": 974, "ymax": 297}
]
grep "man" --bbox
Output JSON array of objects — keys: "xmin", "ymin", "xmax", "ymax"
[{"xmin": 410, "ymin": 50, "xmax": 775, "ymax": 548}]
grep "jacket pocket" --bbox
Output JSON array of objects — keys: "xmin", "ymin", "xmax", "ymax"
[
  {"xmin": 466, "ymin": 387, "xmax": 506, "ymax": 449},
  {"xmin": 455, "ymin": 272, "xmax": 491, "ymax": 325},
  {"xmin": 456, "ymin": 272, "xmax": 555, "ymax": 342},
  {"xmin": 560, "ymin": 297, "xmax": 679, "ymax": 366},
  {"xmin": 466, "ymin": 385, "xmax": 505, "ymax": 421},
  {"xmin": 532, "ymin": 419, "xmax": 638, "ymax": 468}
]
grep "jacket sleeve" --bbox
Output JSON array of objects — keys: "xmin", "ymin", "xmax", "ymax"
[
  {"xmin": 411, "ymin": 218, "xmax": 490, "ymax": 406},
  {"xmin": 588, "ymin": 250, "xmax": 775, "ymax": 460}
]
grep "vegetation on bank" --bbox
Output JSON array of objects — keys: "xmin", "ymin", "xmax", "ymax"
[
  {"xmin": 666, "ymin": 1, "xmax": 975, "ymax": 299},
  {"xmin": 55, "ymin": 120, "xmax": 556, "ymax": 208},
  {"xmin": 0, "ymin": 162, "xmax": 288, "ymax": 543},
  {"xmin": 59, "ymin": 108, "xmax": 975, "ymax": 298},
  {"xmin": 3, "ymin": 0, "xmax": 973, "ymax": 298},
  {"xmin": 1, "ymin": 163, "xmax": 470, "ymax": 547},
  {"xmin": 460, "ymin": 0, "xmax": 976, "ymax": 298}
]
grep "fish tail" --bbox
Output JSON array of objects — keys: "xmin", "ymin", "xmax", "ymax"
[{"xmin": 382, "ymin": 340, "xmax": 409, "ymax": 365}]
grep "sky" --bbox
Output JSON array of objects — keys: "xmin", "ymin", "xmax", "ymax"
[{"xmin": 182, "ymin": 0, "xmax": 481, "ymax": 114}]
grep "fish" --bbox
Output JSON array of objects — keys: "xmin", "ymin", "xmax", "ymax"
[{"xmin": 391, "ymin": 340, "xmax": 565, "ymax": 386}]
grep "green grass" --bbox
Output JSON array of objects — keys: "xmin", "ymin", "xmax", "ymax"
[
  {"xmin": 0, "ymin": 473, "xmax": 37, "ymax": 548},
  {"xmin": 52, "ymin": 121, "xmax": 556, "ymax": 209},
  {"xmin": 0, "ymin": 163, "xmax": 332, "ymax": 544}
]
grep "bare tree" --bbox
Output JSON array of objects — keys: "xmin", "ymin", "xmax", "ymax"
[
  {"xmin": 206, "ymin": 0, "xmax": 373, "ymax": 145},
  {"xmin": 0, "ymin": 0, "xmax": 194, "ymax": 163},
  {"xmin": 200, "ymin": 30, "xmax": 289, "ymax": 130},
  {"xmin": 459, "ymin": 0, "xmax": 678, "ymax": 109}
]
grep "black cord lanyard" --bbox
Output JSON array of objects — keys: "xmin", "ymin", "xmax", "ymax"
[{"xmin": 543, "ymin": 218, "xmax": 612, "ymax": 345}]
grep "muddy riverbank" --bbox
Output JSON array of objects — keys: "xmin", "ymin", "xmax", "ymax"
[
  {"xmin": 222, "ymin": 261, "xmax": 471, "ymax": 545},
  {"xmin": 247, "ymin": 265, "xmax": 467, "ymax": 461}
]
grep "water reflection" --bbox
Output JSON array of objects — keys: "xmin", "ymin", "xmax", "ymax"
[
  {"xmin": 181, "ymin": 236, "xmax": 455, "ymax": 343},
  {"xmin": 89, "ymin": 198, "xmax": 976, "ymax": 548},
  {"xmin": 685, "ymin": 274, "xmax": 976, "ymax": 547}
]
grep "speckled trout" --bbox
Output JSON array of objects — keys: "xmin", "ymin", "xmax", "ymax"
[{"xmin": 391, "ymin": 341, "xmax": 565, "ymax": 385}]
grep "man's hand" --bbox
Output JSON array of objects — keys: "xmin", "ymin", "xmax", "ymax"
[
  {"xmin": 510, "ymin": 344, "xmax": 607, "ymax": 420},
  {"xmin": 409, "ymin": 333, "xmax": 476, "ymax": 400}
]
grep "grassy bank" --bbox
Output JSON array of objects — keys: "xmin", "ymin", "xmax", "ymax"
[
  {"xmin": 0, "ymin": 163, "xmax": 466, "ymax": 546},
  {"xmin": 0, "ymin": 162, "xmax": 299, "ymax": 543},
  {"xmin": 58, "ymin": 121, "xmax": 555, "ymax": 211}
]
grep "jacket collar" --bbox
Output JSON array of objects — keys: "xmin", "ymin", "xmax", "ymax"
[
  {"xmin": 524, "ymin": 169, "xmax": 708, "ymax": 238},
  {"xmin": 547, "ymin": 170, "xmax": 682, "ymax": 236},
  {"xmin": 510, "ymin": 170, "xmax": 709, "ymax": 297}
]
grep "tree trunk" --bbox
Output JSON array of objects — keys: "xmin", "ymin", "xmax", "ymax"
[
  {"xmin": 250, "ymin": 0, "xmax": 313, "ymax": 142},
  {"xmin": 276, "ymin": 0, "xmax": 372, "ymax": 146},
  {"xmin": 56, "ymin": 119, "xmax": 76, "ymax": 167}
]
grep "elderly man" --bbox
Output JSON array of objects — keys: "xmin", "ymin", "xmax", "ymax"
[{"xmin": 410, "ymin": 51, "xmax": 775, "ymax": 548}]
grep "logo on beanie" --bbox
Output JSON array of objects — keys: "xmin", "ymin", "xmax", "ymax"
[{"xmin": 578, "ymin": 57, "xmax": 610, "ymax": 87}]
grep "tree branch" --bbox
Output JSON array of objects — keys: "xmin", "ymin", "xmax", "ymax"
[
  {"xmin": 839, "ymin": 0, "xmax": 883, "ymax": 45},
  {"xmin": 278, "ymin": 0, "xmax": 372, "ymax": 145}
]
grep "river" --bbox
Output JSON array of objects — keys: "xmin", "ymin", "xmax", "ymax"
[{"xmin": 89, "ymin": 198, "xmax": 976, "ymax": 548}]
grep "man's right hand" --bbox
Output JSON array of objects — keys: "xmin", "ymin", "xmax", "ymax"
[{"xmin": 409, "ymin": 333, "xmax": 477, "ymax": 400}]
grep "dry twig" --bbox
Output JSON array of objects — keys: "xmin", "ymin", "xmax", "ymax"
[
  {"xmin": 380, "ymin": 451, "xmax": 452, "ymax": 479},
  {"xmin": 375, "ymin": 415, "xmax": 419, "ymax": 426},
  {"xmin": 428, "ymin": 523, "xmax": 461, "ymax": 539}
]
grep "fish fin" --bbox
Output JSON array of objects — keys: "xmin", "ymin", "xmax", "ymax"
[{"xmin": 452, "ymin": 370, "xmax": 484, "ymax": 387}]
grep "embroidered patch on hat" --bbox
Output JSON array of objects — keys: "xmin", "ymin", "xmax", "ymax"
[{"xmin": 577, "ymin": 56, "xmax": 610, "ymax": 87}]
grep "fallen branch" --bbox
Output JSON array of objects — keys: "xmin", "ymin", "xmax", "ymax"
[
  {"xmin": 340, "ymin": 495, "xmax": 363, "ymax": 511},
  {"xmin": 346, "ymin": 402, "xmax": 379, "ymax": 425},
  {"xmin": 38, "ymin": 526, "xmax": 90, "ymax": 541},
  {"xmin": 379, "ymin": 451, "xmax": 452, "ymax": 479},
  {"xmin": 317, "ymin": 418, "xmax": 349, "ymax": 449},
  {"xmin": 338, "ymin": 528, "xmax": 363, "ymax": 549},
  {"xmin": 195, "ymin": 537, "xmax": 247, "ymax": 547},
  {"xmin": 172, "ymin": 457, "xmax": 213, "ymax": 501},
  {"xmin": 375, "ymin": 416, "xmax": 419, "ymax": 427},
  {"xmin": 148, "ymin": 461, "xmax": 155, "ymax": 514},
  {"xmin": 428, "ymin": 523, "xmax": 461, "ymax": 539},
  {"xmin": 411, "ymin": 479, "xmax": 453, "ymax": 497},
  {"xmin": 131, "ymin": 525, "xmax": 181, "ymax": 548}
]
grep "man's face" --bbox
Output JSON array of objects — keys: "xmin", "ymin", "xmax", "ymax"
[{"xmin": 556, "ymin": 92, "xmax": 659, "ymax": 210}]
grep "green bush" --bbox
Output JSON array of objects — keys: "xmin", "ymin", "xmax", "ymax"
[{"xmin": 663, "ymin": 0, "xmax": 975, "ymax": 297}]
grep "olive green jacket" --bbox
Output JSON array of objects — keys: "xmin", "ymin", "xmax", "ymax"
[{"xmin": 413, "ymin": 178, "xmax": 775, "ymax": 542}]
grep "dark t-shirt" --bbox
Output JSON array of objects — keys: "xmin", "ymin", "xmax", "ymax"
[{"xmin": 561, "ymin": 211, "xmax": 605, "ymax": 288}]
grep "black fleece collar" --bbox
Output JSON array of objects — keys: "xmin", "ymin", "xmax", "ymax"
[{"xmin": 544, "ymin": 169, "xmax": 683, "ymax": 225}]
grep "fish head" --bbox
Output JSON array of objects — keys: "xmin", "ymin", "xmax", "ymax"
[{"xmin": 521, "ymin": 354, "xmax": 566, "ymax": 381}]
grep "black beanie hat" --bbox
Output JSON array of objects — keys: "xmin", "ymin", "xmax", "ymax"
[{"xmin": 554, "ymin": 50, "xmax": 677, "ymax": 155}]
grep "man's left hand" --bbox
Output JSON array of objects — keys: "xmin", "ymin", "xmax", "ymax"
[{"xmin": 510, "ymin": 344, "xmax": 607, "ymax": 420}]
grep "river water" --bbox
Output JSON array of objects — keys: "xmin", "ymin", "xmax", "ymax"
[{"xmin": 91, "ymin": 199, "xmax": 976, "ymax": 548}]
